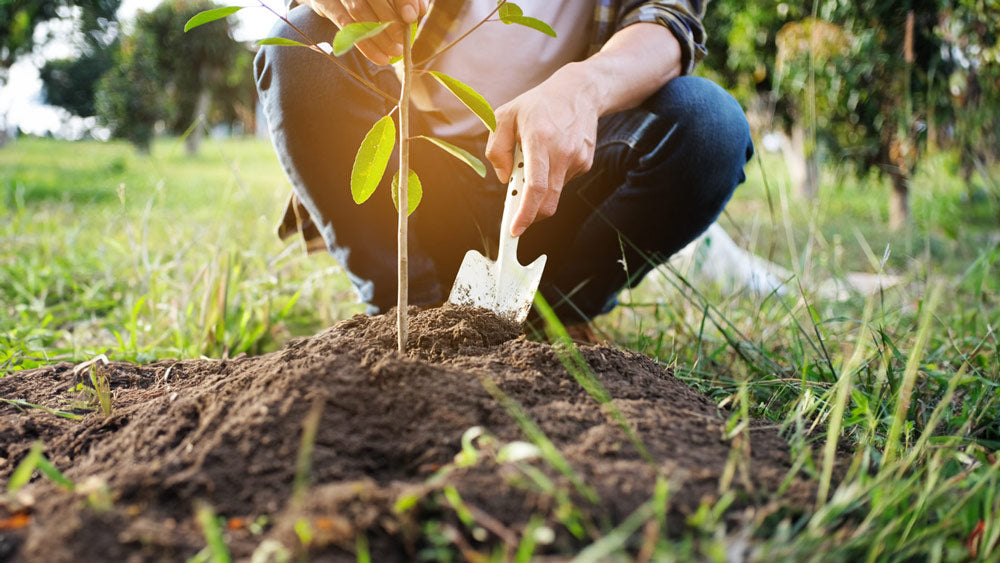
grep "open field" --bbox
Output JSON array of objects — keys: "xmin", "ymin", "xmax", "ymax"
[{"xmin": 2, "ymin": 136, "xmax": 999, "ymax": 560}]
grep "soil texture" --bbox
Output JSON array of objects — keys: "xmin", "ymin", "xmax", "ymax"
[{"xmin": 1, "ymin": 304, "xmax": 817, "ymax": 561}]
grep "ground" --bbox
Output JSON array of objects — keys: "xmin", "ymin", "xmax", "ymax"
[
  {"xmin": 2, "ymin": 138, "xmax": 999, "ymax": 560},
  {"xmin": 1, "ymin": 305, "xmax": 821, "ymax": 561}
]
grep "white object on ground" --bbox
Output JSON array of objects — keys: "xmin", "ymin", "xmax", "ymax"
[{"xmin": 662, "ymin": 223, "xmax": 902, "ymax": 301}]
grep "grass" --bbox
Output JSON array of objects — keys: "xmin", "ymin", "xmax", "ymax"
[
  {"xmin": 2, "ymin": 135, "xmax": 999, "ymax": 560},
  {"xmin": 1, "ymin": 136, "xmax": 363, "ymax": 372}
]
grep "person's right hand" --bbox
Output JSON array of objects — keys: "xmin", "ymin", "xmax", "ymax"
[{"xmin": 306, "ymin": 0, "xmax": 427, "ymax": 65}]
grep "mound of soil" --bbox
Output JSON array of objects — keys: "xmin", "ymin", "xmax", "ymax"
[{"xmin": 1, "ymin": 305, "xmax": 816, "ymax": 561}]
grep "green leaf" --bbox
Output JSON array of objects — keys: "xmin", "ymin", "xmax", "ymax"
[
  {"xmin": 333, "ymin": 22, "xmax": 392, "ymax": 56},
  {"xmin": 427, "ymin": 71, "xmax": 496, "ymax": 131},
  {"xmin": 351, "ymin": 115, "xmax": 396, "ymax": 204},
  {"xmin": 416, "ymin": 136, "xmax": 486, "ymax": 177},
  {"xmin": 503, "ymin": 15, "xmax": 557, "ymax": 37},
  {"xmin": 391, "ymin": 169, "xmax": 422, "ymax": 216},
  {"xmin": 195, "ymin": 501, "xmax": 232, "ymax": 563},
  {"xmin": 184, "ymin": 6, "xmax": 242, "ymax": 32},
  {"xmin": 36, "ymin": 456, "xmax": 74, "ymax": 491},
  {"xmin": 256, "ymin": 37, "xmax": 308, "ymax": 47},
  {"xmin": 8, "ymin": 442, "xmax": 43, "ymax": 494},
  {"xmin": 393, "ymin": 493, "xmax": 420, "ymax": 514},
  {"xmin": 498, "ymin": 2, "xmax": 523, "ymax": 21}
]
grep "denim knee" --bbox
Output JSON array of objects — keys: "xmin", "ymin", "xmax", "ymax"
[{"xmin": 643, "ymin": 75, "xmax": 754, "ymax": 206}]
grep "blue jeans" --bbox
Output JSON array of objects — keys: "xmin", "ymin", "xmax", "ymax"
[{"xmin": 255, "ymin": 6, "xmax": 754, "ymax": 323}]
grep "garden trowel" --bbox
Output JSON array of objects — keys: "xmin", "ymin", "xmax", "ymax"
[{"xmin": 448, "ymin": 144, "xmax": 546, "ymax": 323}]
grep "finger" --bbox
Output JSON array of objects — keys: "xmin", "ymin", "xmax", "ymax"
[
  {"xmin": 485, "ymin": 111, "xmax": 516, "ymax": 183},
  {"xmin": 343, "ymin": 1, "xmax": 400, "ymax": 59},
  {"xmin": 565, "ymin": 144, "xmax": 594, "ymax": 183},
  {"xmin": 314, "ymin": 0, "xmax": 349, "ymax": 27},
  {"xmin": 538, "ymin": 165, "xmax": 566, "ymax": 219},
  {"xmin": 322, "ymin": 1, "xmax": 391, "ymax": 64},
  {"xmin": 511, "ymin": 137, "xmax": 549, "ymax": 237},
  {"xmin": 393, "ymin": 0, "xmax": 420, "ymax": 23},
  {"xmin": 366, "ymin": 0, "xmax": 405, "ymax": 47}
]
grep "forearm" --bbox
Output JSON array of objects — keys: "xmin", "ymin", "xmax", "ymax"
[{"xmin": 560, "ymin": 22, "xmax": 683, "ymax": 117}]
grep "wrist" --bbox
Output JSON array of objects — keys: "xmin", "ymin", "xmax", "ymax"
[{"xmin": 555, "ymin": 60, "xmax": 609, "ymax": 116}]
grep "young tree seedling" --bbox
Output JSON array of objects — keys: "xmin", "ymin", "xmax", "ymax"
[{"xmin": 186, "ymin": 1, "xmax": 555, "ymax": 352}]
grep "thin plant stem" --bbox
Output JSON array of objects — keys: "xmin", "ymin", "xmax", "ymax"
[
  {"xmin": 397, "ymin": 25, "xmax": 412, "ymax": 353},
  {"xmin": 257, "ymin": 0, "xmax": 397, "ymax": 104}
]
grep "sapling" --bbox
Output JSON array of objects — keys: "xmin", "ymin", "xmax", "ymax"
[{"xmin": 185, "ymin": 1, "xmax": 555, "ymax": 352}]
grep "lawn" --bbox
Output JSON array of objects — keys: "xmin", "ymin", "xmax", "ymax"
[{"xmin": 2, "ymin": 135, "xmax": 998, "ymax": 560}]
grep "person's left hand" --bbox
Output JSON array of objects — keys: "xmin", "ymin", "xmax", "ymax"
[{"xmin": 485, "ymin": 63, "xmax": 600, "ymax": 237}]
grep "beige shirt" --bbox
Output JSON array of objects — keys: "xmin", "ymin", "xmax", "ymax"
[{"xmin": 407, "ymin": 0, "xmax": 596, "ymax": 138}]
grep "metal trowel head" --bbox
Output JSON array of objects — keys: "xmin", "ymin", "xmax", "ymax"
[{"xmin": 448, "ymin": 144, "xmax": 546, "ymax": 323}]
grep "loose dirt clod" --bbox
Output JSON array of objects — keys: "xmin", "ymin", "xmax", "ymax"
[{"xmin": 0, "ymin": 304, "xmax": 817, "ymax": 561}]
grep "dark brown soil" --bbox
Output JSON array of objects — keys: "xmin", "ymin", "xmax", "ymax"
[{"xmin": 0, "ymin": 304, "xmax": 817, "ymax": 561}]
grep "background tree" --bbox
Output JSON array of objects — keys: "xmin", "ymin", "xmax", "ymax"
[
  {"xmin": 938, "ymin": 0, "xmax": 1000, "ymax": 196},
  {"xmin": 136, "ymin": 0, "xmax": 247, "ymax": 154},
  {"xmin": 1, "ymin": 0, "xmax": 119, "ymax": 143},
  {"xmin": 91, "ymin": 0, "xmax": 251, "ymax": 153},
  {"xmin": 700, "ymin": 0, "xmax": 989, "ymax": 230},
  {"xmin": 94, "ymin": 31, "xmax": 165, "ymax": 153},
  {"xmin": 38, "ymin": 0, "xmax": 121, "ymax": 118}
]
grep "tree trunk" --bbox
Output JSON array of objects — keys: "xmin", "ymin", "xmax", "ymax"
[
  {"xmin": 0, "ymin": 112, "xmax": 8, "ymax": 148},
  {"xmin": 185, "ymin": 87, "xmax": 211, "ymax": 156},
  {"xmin": 783, "ymin": 124, "xmax": 819, "ymax": 199},
  {"xmin": 888, "ymin": 167, "xmax": 909, "ymax": 231}
]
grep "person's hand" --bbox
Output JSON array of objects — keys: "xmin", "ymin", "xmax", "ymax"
[
  {"xmin": 486, "ymin": 63, "xmax": 600, "ymax": 237},
  {"xmin": 306, "ymin": 0, "xmax": 428, "ymax": 65}
]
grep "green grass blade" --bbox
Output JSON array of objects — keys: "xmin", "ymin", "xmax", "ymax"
[
  {"xmin": 573, "ymin": 500, "xmax": 655, "ymax": 563},
  {"xmin": 194, "ymin": 501, "xmax": 231, "ymax": 563},
  {"xmin": 1, "ymin": 398, "xmax": 82, "ymax": 420},
  {"xmin": 7, "ymin": 441, "xmax": 43, "ymax": 494},
  {"xmin": 355, "ymin": 533, "xmax": 371, "ymax": 563},
  {"xmin": 817, "ymin": 296, "xmax": 874, "ymax": 507},
  {"xmin": 479, "ymin": 377, "xmax": 599, "ymax": 503},
  {"xmin": 515, "ymin": 514, "xmax": 543, "ymax": 563},
  {"xmin": 533, "ymin": 293, "xmax": 655, "ymax": 465},
  {"xmin": 36, "ymin": 455, "xmax": 74, "ymax": 491},
  {"xmin": 293, "ymin": 399, "xmax": 324, "ymax": 505},
  {"xmin": 883, "ymin": 283, "xmax": 943, "ymax": 467}
]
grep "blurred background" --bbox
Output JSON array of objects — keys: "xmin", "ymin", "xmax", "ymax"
[{"xmin": 2, "ymin": 1, "xmax": 997, "ymax": 225}]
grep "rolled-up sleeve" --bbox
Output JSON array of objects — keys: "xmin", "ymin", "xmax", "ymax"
[{"xmin": 618, "ymin": 0, "xmax": 707, "ymax": 75}]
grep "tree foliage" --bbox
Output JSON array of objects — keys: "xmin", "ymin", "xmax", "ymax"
[
  {"xmin": 700, "ymin": 0, "xmax": 998, "ymax": 227},
  {"xmin": 93, "ymin": 0, "xmax": 252, "ymax": 152},
  {"xmin": 40, "ymin": 47, "xmax": 115, "ymax": 117},
  {"xmin": 1, "ymin": 0, "xmax": 119, "ymax": 81},
  {"xmin": 94, "ymin": 32, "xmax": 165, "ymax": 152},
  {"xmin": 37, "ymin": 0, "xmax": 120, "ymax": 118}
]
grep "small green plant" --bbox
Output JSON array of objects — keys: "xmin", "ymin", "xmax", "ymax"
[
  {"xmin": 185, "ymin": 1, "xmax": 553, "ymax": 352},
  {"xmin": 7, "ymin": 441, "xmax": 75, "ymax": 496},
  {"xmin": 193, "ymin": 500, "xmax": 232, "ymax": 563}
]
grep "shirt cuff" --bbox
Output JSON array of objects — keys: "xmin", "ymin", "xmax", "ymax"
[{"xmin": 618, "ymin": 4, "xmax": 707, "ymax": 75}]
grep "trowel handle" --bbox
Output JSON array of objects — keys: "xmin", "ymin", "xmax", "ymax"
[{"xmin": 497, "ymin": 144, "xmax": 526, "ymax": 265}]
